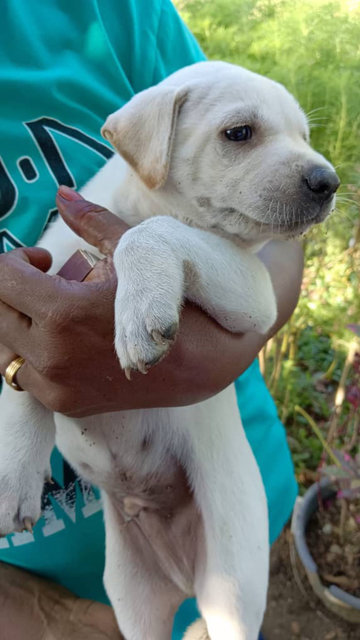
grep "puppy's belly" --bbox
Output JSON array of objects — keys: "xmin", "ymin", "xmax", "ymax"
[
  {"xmin": 55, "ymin": 409, "xmax": 202, "ymax": 594},
  {"xmin": 107, "ymin": 471, "xmax": 202, "ymax": 596}
]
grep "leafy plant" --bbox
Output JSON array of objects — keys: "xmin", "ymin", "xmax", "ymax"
[
  {"xmin": 298, "ymin": 326, "xmax": 360, "ymax": 543},
  {"xmin": 321, "ymin": 451, "xmax": 360, "ymax": 504}
]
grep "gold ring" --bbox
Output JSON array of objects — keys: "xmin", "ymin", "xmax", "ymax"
[{"xmin": 4, "ymin": 356, "xmax": 25, "ymax": 391}]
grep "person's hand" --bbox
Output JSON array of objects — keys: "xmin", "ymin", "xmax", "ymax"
[
  {"xmin": 0, "ymin": 187, "xmax": 303, "ymax": 416},
  {"xmin": 0, "ymin": 186, "xmax": 130, "ymax": 415},
  {"xmin": 0, "ymin": 562, "xmax": 122, "ymax": 640}
]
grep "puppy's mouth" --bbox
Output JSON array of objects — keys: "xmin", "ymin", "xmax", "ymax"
[
  {"xmin": 240, "ymin": 199, "xmax": 333, "ymax": 237},
  {"xmin": 278, "ymin": 202, "xmax": 333, "ymax": 236},
  {"xmin": 205, "ymin": 196, "xmax": 334, "ymax": 244}
]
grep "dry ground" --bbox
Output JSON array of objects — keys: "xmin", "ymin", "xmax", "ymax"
[{"xmin": 262, "ymin": 528, "xmax": 359, "ymax": 640}]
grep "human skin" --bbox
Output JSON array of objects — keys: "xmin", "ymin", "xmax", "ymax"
[
  {"xmin": 0, "ymin": 187, "xmax": 303, "ymax": 417},
  {"xmin": 0, "ymin": 562, "xmax": 122, "ymax": 640}
]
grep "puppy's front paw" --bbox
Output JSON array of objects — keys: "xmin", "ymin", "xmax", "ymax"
[
  {"xmin": 113, "ymin": 221, "xmax": 185, "ymax": 377},
  {"xmin": 0, "ymin": 465, "xmax": 49, "ymax": 536},
  {"xmin": 115, "ymin": 294, "xmax": 179, "ymax": 378}
]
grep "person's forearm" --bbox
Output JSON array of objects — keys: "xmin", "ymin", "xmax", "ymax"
[{"xmin": 0, "ymin": 562, "xmax": 122, "ymax": 640}]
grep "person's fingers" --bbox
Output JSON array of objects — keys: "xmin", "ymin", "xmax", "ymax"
[
  {"xmin": 9, "ymin": 357, "xmax": 41, "ymax": 395},
  {"xmin": 0, "ymin": 342, "xmax": 32, "ymax": 393},
  {"xmin": 0, "ymin": 251, "xmax": 64, "ymax": 320},
  {"xmin": 56, "ymin": 186, "xmax": 129, "ymax": 256},
  {"xmin": 0, "ymin": 300, "xmax": 31, "ymax": 355},
  {"xmin": 0, "ymin": 344, "xmax": 17, "ymax": 375},
  {"xmin": 0, "ymin": 349, "xmax": 48, "ymax": 397},
  {"xmin": 84, "ymin": 256, "xmax": 117, "ymax": 284}
]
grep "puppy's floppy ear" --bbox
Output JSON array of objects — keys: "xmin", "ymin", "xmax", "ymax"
[{"xmin": 101, "ymin": 85, "xmax": 188, "ymax": 190}]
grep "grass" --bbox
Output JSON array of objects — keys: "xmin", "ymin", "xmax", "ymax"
[{"xmin": 175, "ymin": 0, "xmax": 360, "ymax": 482}]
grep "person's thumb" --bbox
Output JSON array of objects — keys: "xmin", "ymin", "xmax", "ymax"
[{"xmin": 56, "ymin": 185, "xmax": 129, "ymax": 256}]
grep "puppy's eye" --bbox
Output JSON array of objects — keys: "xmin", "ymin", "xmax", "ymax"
[{"xmin": 224, "ymin": 125, "xmax": 252, "ymax": 142}]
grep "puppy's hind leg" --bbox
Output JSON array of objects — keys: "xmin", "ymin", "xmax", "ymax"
[
  {"xmin": 103, "ymin": 493, "xmax": 185, "ymax": 640},
  {"xmin": 193, "ymin": 540, "xmax": 265, "ymax": 640},
  {"xmin": 181, "ymin": 388, "xmax": 269, "ymax": 640}
]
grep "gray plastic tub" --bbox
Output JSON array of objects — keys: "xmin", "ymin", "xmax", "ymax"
[{"xmin": 291, "ymin": 479, "xmax": 360, "ymax": 624}]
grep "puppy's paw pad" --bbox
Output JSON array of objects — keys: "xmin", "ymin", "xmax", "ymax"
[
  {"xmin": 0, "ymin": 468, "xmax": 49, "ymax": 536},
  {"xmin": 115, "ymin": 301, "xmax": 179, "ymax": 375},
  {"xmin": 0, "ymin": 495, "xmax": 40, "ymax": 537}
]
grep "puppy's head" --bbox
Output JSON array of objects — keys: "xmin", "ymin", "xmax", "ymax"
[{"xmin": 102, "ymin": 61, "xmax": 339, "ymax": 244}]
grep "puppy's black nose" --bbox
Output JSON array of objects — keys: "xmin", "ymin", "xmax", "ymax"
[{"xmin": 304, "ymin": 166, "xmax": 340, "ymax": 199}]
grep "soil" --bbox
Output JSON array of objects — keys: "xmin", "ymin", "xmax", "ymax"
[
  {"xmin": 262, "ymin": 527, "xmax": 359, "ymax": 640},
  {"xmin": 307, "ymin": 498, "xmax": 360, "ymax": 598}
]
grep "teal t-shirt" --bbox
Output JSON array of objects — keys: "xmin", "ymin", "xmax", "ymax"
[{"xmin": 0, "ymin": 1, "xmax": 298, "ymax": 637}]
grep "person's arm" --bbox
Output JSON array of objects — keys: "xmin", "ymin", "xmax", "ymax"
[
  {"xmin": 0, "ymin": 562, "xmax": 122, "ymax": 640},
  {"xmin": 0, "ymin": 189, "xmax": 303, "ymax": 417}
]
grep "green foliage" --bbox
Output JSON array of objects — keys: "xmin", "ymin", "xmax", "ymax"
[
  {"xmin": 176, "ymin": 0, "xmax": 360, "ymax": 480},
  {"xmin": 177, "ymin": 0, "xmax": 360, "ymax": 192},
  {"xmin": 291, "ymin": 425, "xmax": 323, "ymax": 472}
]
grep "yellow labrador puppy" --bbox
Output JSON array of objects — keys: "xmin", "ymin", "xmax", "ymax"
[{"xmin": 0, "ymin": 62, "xmax": 339, "ymax": 640}]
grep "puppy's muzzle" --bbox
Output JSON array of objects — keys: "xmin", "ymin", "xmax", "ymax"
[
  {"xmin": 266, "ymin": 165, "xmax": 340, "ymax": 236},
  {"xmin": 303, "ymin": 166, "xmax": 340, "ymax": 203}
]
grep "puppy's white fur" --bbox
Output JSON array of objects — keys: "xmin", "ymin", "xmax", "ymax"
[{"xmin": 0, "ymin": 62, "xmax": 337, "ymax": 640}]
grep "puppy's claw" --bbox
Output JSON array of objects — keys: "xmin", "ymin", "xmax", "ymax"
[
  {"xmin": 151, "ymin": 329, "xmax": 168, "ymax": 345},
  {"xmin": 145, "ymin": 354, "xmax": 163, "ymax": 368},
  {"xmin": 45, "ymin": 475, "xmax": 54, "ymax": 485},
  {"xmin": 162, "ymin": 322, "xmax": 179, "ymax": 341},
  {"xmin": 137, "ymin": 361, "xmax": 149, "ymax": 375},
  {"xmin": 124, "ymin": 367, "xmax": 132, "ymax": 381},
  {"xmin": 23, "ymin": 518, "xmax": 34, "ymax": 534},
  {"xmin": 151, "ymin": 323, "xmax": 178, "ymax": 346}
]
